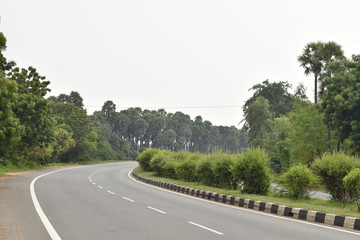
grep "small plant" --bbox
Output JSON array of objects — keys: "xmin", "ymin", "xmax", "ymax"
[
  {"xmin": 231, "ymin": 148, "xmax": 271, "ymax": 195},
  {"xmin": 344, "ymin": 168, "xmax": 360, "ymax": 211},
  {"xmin": 312, "ymin": 152, "xmax": 360, "ymax": 201},
  {"xmin": 279, "ymin": 164, "xmax": 318, "ymax": 199},
  {"xmin": 136, "ymin": 148, "xmax": 159, "ymax": 171}
]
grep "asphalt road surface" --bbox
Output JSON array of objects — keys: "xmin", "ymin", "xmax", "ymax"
[{"xmin": 0, "ymin": 162, "xmax": 359, "ymax": 240}]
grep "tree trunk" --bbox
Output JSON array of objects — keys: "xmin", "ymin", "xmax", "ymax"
[{"xmin": 314, "ymin": 74, "xmax": 318, "ymax": 104}]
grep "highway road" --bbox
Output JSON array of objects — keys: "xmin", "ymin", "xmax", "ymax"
[{"xmin": 0, "ymin": 161, "xmax": 359, "ymax": 239}]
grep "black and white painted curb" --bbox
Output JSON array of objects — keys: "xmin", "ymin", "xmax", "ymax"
[{"xmin": 132, "ymin": 172, "xmax": 360, "ymax": 231}]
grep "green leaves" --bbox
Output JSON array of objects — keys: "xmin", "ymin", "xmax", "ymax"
[
  {"xmin": 0, "ymin": 75, "xmax": 24, "ymax": 156},
  {"xmin": 312, "ymin": 152, "xmax": 360, "ymax": 201},
  {"xmin": 279, "ymin": 164, "xmax": 317, "ymax": 199},
  {"xmin": 321, "ymin": 59, "xmax": 360, "ymax": 152},
  {"xmin": 298, "ymin": 41, "xmax": 344, "ymax": 103},
  {"xmin": 344, "ymin": 168, "xmax": 360, "ymax": 210}
]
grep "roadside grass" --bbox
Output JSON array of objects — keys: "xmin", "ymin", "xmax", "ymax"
[
  {"xmin": 133, "ymin": 167, "xmax": 360, "ymax": 218},
  {"xmin": 0, "ymin": 159, "xmax": 132, "ymax": 177}
]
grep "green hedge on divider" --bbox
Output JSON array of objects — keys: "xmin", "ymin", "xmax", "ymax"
[{"xmin": 136, "ymin": 148, "xmax": 272, "ymax": 194}]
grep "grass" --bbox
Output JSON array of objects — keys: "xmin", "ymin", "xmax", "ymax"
[
  {"xmin": 133, "ymin": 167, "xmax": 360, "ymax": 218},
  {"xmin": 0, "ymin": 159, "xmax": 131, "ymax": 178}
]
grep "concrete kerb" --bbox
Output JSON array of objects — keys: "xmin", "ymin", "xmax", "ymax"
[{"xmin": 131, "ymin": 172, "xmax": 360, "ymax": 231}]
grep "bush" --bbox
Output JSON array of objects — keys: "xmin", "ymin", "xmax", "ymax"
[
  {"xmin": 196, "ymin": 157, "xmax": 217, "ymax": 186},
  {"xmin": 136, "ymin": 148, "xmax": 159, "ymax": 171},
  {"xmin": 279, "ymin": 164, "xmax": 317, "ymax": 199},
  {"xmin": 312, "ymin": 152, "xmax": 360, "ymax": 201},
  {"xmin": 344, "ymin": 168, "xmax": 360, "ymax": 211},
  {"xmin": 163, "ymin": 161, "xmax": 178, "ymax": 179},
  {"xmin": 176, "ymin": 159, "xmax": 197, "ymax": 181},
  {"xmin": 173, "ymin": 151, "xmax": 191, "ymax": 161},
  {"xmin": 149, "ymin": 150, "xmax": 171, "ymax": 176},
  {"xmin": 212, "ymin": 154, "xmax": 236, "ymax": 189},
  {"xmin": 232, "ymin": 148, "xmax": 271, "ymax": 195}
]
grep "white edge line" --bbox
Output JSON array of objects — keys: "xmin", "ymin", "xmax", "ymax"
[
  {"xmin": 188, "ymin": 221, "xmax": 224, "ymax": 235},
  {"xmin": 122, "ymin": 197, "xmax": 135, "ymax": 202},
  {"xmin": 147, "ymin": 206, "xmax": 166, "ymax": 214},
  {"xmin": 128, "ymin": 170, "xmax": 360, "ymax": 236},
  {"xmin": 30, "ymin": 167, "xmax": 82, "ymax": 240}
]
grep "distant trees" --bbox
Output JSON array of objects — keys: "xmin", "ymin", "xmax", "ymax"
[{"xmin": 90, "ymin": 103, "xmax": 248, "ymax": 157}]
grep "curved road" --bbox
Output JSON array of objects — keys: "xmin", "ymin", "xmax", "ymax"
[{"xmin": 0, "ymin": 162, "xmax": 359, "ymax": 239}]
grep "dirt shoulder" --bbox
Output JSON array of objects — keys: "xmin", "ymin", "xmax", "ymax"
[{"xmin": 0, "ymin": 170, "xmax": 36, "ymax": 183}]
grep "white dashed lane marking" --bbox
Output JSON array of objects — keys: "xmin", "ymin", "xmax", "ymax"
[
  {"xmin": 122, "ymin": 197, "xmax": 135, "ymax": 202},
  {"xmin": 147, "ymin": 206, "xmax": 166, "ymax": 214},
  {"xmin": 188, "ymin": 221, "xmax": 224, "ymax": 235}
]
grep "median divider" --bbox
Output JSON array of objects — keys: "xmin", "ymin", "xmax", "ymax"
[{"xmin": 131, "ymin": 171, "xmax": 360, "ymax": 231}]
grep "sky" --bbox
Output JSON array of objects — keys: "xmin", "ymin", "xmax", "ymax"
[{"xmin": 1, "ymin": 0, "xmax": 360, "ymax": 127}]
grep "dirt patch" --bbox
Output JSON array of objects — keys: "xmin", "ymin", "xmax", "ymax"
[
  {"xmin": 0, "ymin": 225, "xmax": 10, "ymax": 240},
  {"xmin": 0, "ymin": 170, "xmax": 35, "ymax": 183}
]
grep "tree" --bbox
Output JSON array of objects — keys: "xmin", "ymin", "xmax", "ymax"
[
  {"xmin": 0, "ymin": 32, "xmax": 16, "ymax": 73},
  {"xmin": 287, "ymin": 103, "xmax": 328, "ymax": 166},
  {"xmin": 265, "ymin": 116, "xmax": 291, "ymax": 172},
  {"xmin": 0, "ymin": 74, "xmax": 24, "ymax": 159},
  {"xmin": 244, "ymin": 96, "xmax": 273, "ymax": 148},
  {"xmin": 9, "ymin": 67, "xmax": 55, "ymax": 156},
  {"xmin": 243, "ymin": 80, "xmax": 295, "ymax": 118},
  {"xmin": 101, "ymin": 100, "xmax": 117, "ymax": 126},
  {"xmin": 49, "ymin": 91, "xmax": 84, "ymax": 108},
  {"xmin": 321, "ymin": 59, "xmax": 360, "ymax": 153},
  {"xmin": 298, "ymin": 41, "xmax": 344, "ymax": 104},
  {"xmin": 50, "ymin": 101, "xmax": 97, "ymax": 162}
]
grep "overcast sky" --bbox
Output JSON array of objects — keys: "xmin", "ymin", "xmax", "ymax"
[{"xmin": 1, "ymin": 0, "xmax": 360, "ymax": 127}]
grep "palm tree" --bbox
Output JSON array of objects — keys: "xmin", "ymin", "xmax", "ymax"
[{"xmin": 298, "ymin": 41, "xmax": 344, "ymax": 104}]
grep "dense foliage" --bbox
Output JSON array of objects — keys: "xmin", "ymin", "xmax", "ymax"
[
  {"xmin": 137, "ymin": 148, "xmax": 272, "ymax": 194},
  {"xmin": 312, "ymin": 152, "xmax": 360, "ymax": 201},
  {"xmin": 343, "ymin": 168, "xmax": 360, "ymax": 210},
  {"xmin": 279, "ymin": 164, "xmax": 317, "ymax": 199}
]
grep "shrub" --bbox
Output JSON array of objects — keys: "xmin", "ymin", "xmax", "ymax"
[
  {"xmin": 279, "ymin": 164, "xmax": 318, "ymax": 199},
  {"xmin": 231, "ymin": 148, "xmax": 271, "ymax": 195},
  {"xmin": 173, "ymin": 151, "xmax": 191, "ymax": 161},
  {"xmin": 136, "ymin": 148, "xmax": 159, "ymax": 171},
  {"xmin": 212, "ymin": 154, "xmax": 236, "ymax": 189},
  {"xmin": 344, "ymin": 168, "xmax": 360, "ymax": 211},
  {"xmin": 196, "ymin": 157, "xmax": 217, "ymax": 186},
  {"xmin": 312, "ymin": 152, "xmax": 360, "ymax": 201},
  {"xmin": 163, "ymin": 161, "xmax": 178, "ymax": 179},
  {"xmin": 175, "ymin": 159, "xmax": 197, "ymax": 181},
  {"xmin": 149, "ymin": 150, "xmax": 171, "ymax": 176}
]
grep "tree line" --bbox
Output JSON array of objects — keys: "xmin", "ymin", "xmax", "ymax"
[
  {"xmin": 1, "ymin": 29, "xmax": 360, "ymax": 177},
  {"xmin": 0, "ymin": 31, "xmax": 247, "ymax": 167}
]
